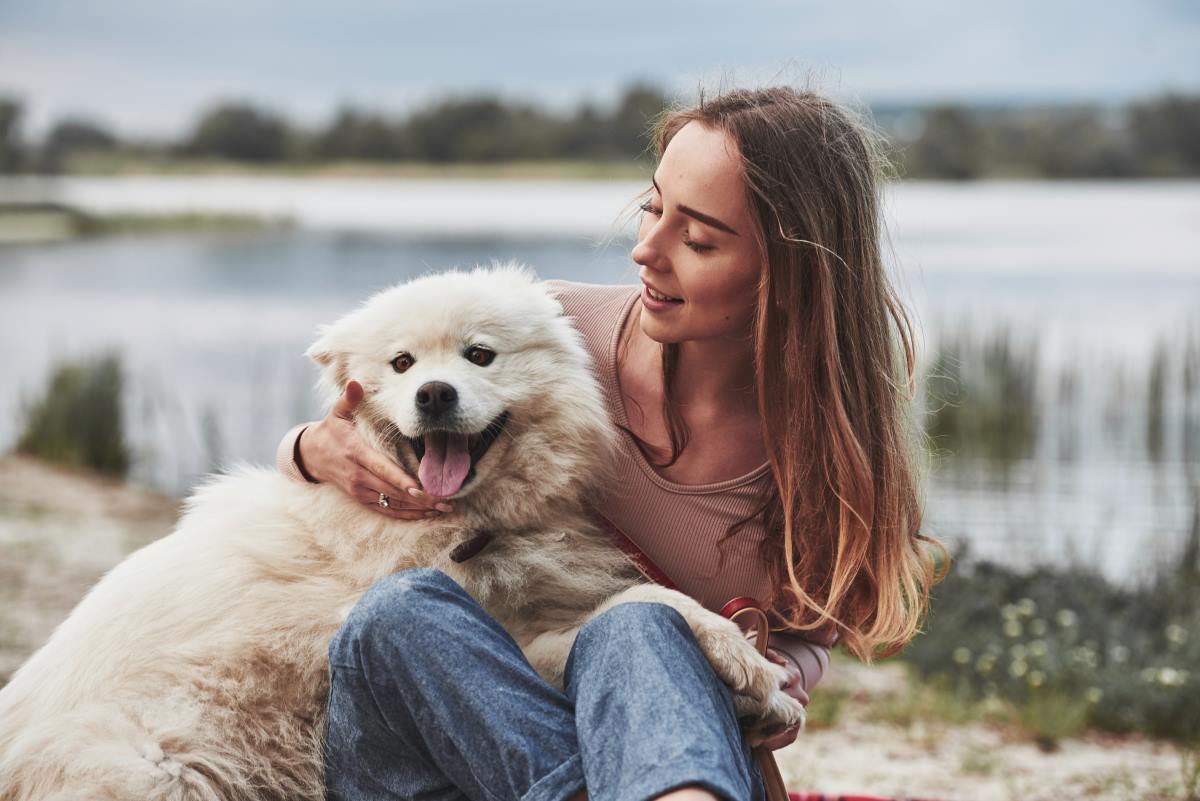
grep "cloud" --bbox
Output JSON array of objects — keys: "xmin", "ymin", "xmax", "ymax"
[{"xmin": 1, "ymin": 0, "xmax": 1196, "ymax": 138}]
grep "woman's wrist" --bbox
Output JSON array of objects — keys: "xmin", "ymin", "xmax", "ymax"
[{"xmin": 294, "ymin": 424, "xmax": 323, "ymax": 484}]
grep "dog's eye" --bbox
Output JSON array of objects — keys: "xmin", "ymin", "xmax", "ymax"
[
  {"xmin": 391, "ymin": 352, "xmax": 415, "ymax": 373},
  {"xmin": 465, "ymin": 346, "xmax": 496, "ymax": 367}
]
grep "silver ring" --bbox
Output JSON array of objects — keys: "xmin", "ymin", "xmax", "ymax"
[{"xmin": 378, "ymin": 493, "xmax": 390, "ymax": 509}]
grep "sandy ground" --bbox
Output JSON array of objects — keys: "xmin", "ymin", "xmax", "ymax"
[
  {"xmin": 774, "ymin": 660, "xmax": 1188, "ymax": 800},
  {"xmin": 0, "ymin": 454, "xmax": 1191, "ymax": 800},
  {"xmin": 0, "ymin": 454, "xmax": 179, "ymax": 680}
]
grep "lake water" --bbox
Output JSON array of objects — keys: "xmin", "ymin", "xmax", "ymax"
[{"xmin": 1, "ymin": 176, "xmax": 1197, "ymax": 583}]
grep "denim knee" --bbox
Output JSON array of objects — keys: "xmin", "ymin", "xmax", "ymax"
[
  {"xmin": 574, "ymin": 601, "xmax": 695, "ymax": 655},
  {"xmin": 328, "ymin": 568, "xmax": 468, "ymax": 669}
]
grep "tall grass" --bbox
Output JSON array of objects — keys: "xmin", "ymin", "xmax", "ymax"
[
  {"xmin": 924, "ymin": 329, "xmax": 1038, "ymax": 463},
  {"xmin": 16, "ymin": 354, "xmax": 131, "ymax": 478}
]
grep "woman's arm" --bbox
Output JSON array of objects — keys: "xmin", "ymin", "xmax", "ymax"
[
  {"xmin": 276, "ymin": 423, "xmax": 317, "ymax": 484},
  {"xmin": 766, "ymin": 631, "xmax": 831, "ymax": 694}
]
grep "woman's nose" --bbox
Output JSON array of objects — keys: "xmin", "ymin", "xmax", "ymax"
[{"xmin": 631, "ymin": 223, "xmax": 669, "ymax": 273}]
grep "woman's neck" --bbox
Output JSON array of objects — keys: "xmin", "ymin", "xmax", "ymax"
[{"xmin": 630, "ymin": 311, "xmax": 758, "ymax": 418}]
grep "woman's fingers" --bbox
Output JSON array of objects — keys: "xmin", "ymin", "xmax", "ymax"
[
  {"xmin": 332, "ymin": 380, "xmax": 364, "ymax": 421},
  {"xmin": 764, "ymin": 648, "xmax": 805, "ymax": 695},
  {"xmin": 351, "ymin": 484, "xmax": 441, "ymax": 520},
  {"xmin": 354, "ymin": 446, "xmax": 453, "ymax": 513}
]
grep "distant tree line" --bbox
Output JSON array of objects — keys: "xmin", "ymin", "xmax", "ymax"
[
  {"xmin": 0, "ymin": 85, "xmax": 667, "ymax": 173},
  {"xmin": 876, "ymin": 95, "xmax": 1200, "ymax": 179},
  {"xmin": 1, "ymin": 86, "xmax": 1198, "ymax": 179}
]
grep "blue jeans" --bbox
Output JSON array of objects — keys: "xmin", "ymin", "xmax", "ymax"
[{"xmin": 324, "ymin": 568, "xmax": 765, "ymax": 801}]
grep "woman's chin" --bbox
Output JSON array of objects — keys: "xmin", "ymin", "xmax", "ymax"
[{"xmin": 637, "ymin": 313, "xmax": 684, "ymax": 345}]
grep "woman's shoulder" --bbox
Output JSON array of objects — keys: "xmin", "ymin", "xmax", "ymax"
[
  {"xmin": 541, "ymin": 280, "xmax": 636, "ymax": 389},
  {"xmin": 542, "ymin": 279, "xmax": 638, "ymax": 323}
]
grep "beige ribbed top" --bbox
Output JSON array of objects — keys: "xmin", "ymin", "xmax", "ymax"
[
  {"xmin": 547, "ymin": 281, "xmax": 779, "ymax": 607},
  {"xmin": 277, "ymin": 279, "xmax": 831, "ymax": 689}
]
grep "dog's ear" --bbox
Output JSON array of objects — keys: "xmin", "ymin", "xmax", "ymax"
[{"xmin": 306, "ymin": 326, "xmax": 351, "ymax": 402}]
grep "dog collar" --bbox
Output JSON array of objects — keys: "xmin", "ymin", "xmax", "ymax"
[{"xmin": 449, "ymin": 530, "xmax": 494, "ymax": 563}]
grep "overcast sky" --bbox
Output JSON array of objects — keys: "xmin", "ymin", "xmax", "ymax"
[{"xmin": 2, "ymin": 0, "xmax": 1198, "ymax": 138}]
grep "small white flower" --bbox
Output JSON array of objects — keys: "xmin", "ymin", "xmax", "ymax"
[
  {"xmin": 1158, "ymin": 668, "xmax": 1189, "ymax": 687},
  {"xmin": 1070, "ymin": 646, "xmax": 1098, "ymax": 668},
  {"xmin": 1085, "ymin": 687, "xmax": 1103, "ymax": 704},
  {"xmin": 1009, "ymin": 659, "xmax": 1029, "ymax": 678},
  {"xmin": 1017, "ymin": 598, "xmax": 1037, "ymax": 617},
  {"xmin": 1004, "ymin": 620, "xmax": 1023, "ymax": 638},
  {"xmin": 1030, "ymin": 619, "xmax": 1048, "ymax": 636},
  {"xmin": 1166, "ymin": 624, "xmax": 1188, "ymax": 646},
  {"xmin": 1056, "ymin": 609, "xmax": 1078, "ymax": 628},
  {"xmin": 1028, "ymin": 670, "xmax": 1046, "ymax": 688},
  {"xmin": 1109, "ymin": 645, "xmax": 1130, "ymax": 663},
  {"xmin": 953, "ymin": 646, "xmax": 972, "ymax": 665},
  {"xmin": 1029, "ymin": 640, "xmax": 1048, "ymax": 658}
]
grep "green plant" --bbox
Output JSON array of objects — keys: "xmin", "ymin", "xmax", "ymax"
[
  {"xmin": 1016, "ymin": 689, "xmax": 1090, "ymax": 751},
  {"xmin": 803, "ymin": 685, "xmax": 848, "ymax": 730},
  {"xmin": 1181, "ymin": 741, "xmax": 1200, "ymax": 801},
  {"xmin": 959, "ymin": 745, "xmax": 998, "ymax": 776},
  {"xmin": 902, "ymin": 543, "xmax": 1200, "ymax": 742},
  {"xmin": 924, "ymin": 330, "xmax": 1038, "ymax": 464},
  {"xmin": 16, "ymin": 354, "xmax": 130, "ymax": 477}
]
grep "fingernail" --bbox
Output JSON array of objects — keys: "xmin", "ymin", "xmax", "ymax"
[
  {"xmin": 408, "ymin": 488, "xmax": 424, "ymax": 498},
  {"xmin": 435, "ymin": 503, "xmax": 453, "ymax": 513}
]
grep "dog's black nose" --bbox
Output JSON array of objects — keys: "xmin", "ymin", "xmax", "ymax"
[{"xmin": 415, "ymin": 381, "xmax": 458, "ymax": 415}]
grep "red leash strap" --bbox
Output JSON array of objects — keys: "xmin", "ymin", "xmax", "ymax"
[{"xmin": 593, "ymin": 513, "xmax": 680, "ymax": 591}]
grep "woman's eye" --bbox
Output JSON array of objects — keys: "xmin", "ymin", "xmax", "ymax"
[
  {"xmin": 684, "ymin": 238, "xmax": 715, "ymax": 253},
  {"xmin": 639, "ymin": 200, "xmax": 661, "ymax": 216},
  {"xmin": 465, "ymin": 346, "xmax": 496, "ymax": 367},
  {"xmin": 391, "ymin": 352, "xmax": 415, "ymax": 373}
]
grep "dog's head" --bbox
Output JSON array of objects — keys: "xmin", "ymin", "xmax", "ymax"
[{"xmin": 306, "ymin": 263, "xmax": 613, "ymax": 521}]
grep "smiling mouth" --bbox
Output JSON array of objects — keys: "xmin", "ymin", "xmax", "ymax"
[
  {"xmin": 404, "ymin": 411, "xmax": 510, "ymax": 497},
  {"xmin": 644, "ymin": 284, "xmax": 683, "ymax": 303}
]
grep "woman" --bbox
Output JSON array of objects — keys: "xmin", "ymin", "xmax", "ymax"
[{"xmin": 276, "ymin": 87, "xmax": 944, "ymax": 801}]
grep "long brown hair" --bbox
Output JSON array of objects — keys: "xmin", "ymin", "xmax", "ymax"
[{"xmin": 643, "ymin": 87, "xmax": 947, "ymax": 661}]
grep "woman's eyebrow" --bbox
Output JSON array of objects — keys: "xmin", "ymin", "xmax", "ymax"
[{"xmin": 652, "ymin": 174, "xmax": 741, "ymax": 237}]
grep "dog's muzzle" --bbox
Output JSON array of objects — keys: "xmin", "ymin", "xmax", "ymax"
[{"xmin": 404, "ymin": 411, "xmax": 511, "ymax": 497}]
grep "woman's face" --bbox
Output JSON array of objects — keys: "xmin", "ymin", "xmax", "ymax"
[{"xmin": 631, "ymin": 120, "xmax": 762, "ymax": 346}]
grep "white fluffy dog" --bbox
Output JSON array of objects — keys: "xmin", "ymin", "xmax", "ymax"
[{"xmin": 0, "ymin": 265, "xmax": 801, "ymax": 801}]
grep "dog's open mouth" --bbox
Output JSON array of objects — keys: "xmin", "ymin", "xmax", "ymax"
[{"xmin": 405, "ymin": 411, "xmax": 510, "ymax": 498}]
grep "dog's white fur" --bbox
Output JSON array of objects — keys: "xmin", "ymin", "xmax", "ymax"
[{"xmin": 0, "ymin": 264, "xmax": 802, "ymax": 801}]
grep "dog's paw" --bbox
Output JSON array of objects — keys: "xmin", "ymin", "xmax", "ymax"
[
  {"xmin": 695, "ymin": 619, "xmax": 790, "ymax": 703},
  {"xmin": 694, "ymin": 619, "xmax": 806, "ymax": 739},
  {"xmin": 734, "ymin": 686, "xmax": 806, "ymax": 742}
]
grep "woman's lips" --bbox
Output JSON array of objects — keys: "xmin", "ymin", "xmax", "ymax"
[{"xmin": 641, "ymin": 284, "xmax": 684, "ymax": 312}]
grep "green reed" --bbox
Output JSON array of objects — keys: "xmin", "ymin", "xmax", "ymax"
[{"xmin": 16, "ymin": 354, "xmax": 130, "ymax": 478}]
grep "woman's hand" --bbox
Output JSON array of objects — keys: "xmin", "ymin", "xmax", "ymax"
[
  {"xmin": 748, "ymin": 647, "xmax": 809, "ymax": 751},
  {"xmin": 297, "ymin": 380, "xmax": 452, "ymax": 520}
]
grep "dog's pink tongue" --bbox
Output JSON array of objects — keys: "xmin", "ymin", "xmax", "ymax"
[{"xmin": 418, "ymin": 432, "xmax": 471, "ymax": 498}]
